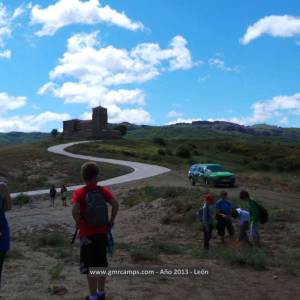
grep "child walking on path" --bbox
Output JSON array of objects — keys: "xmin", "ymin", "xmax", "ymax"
[
  {"xmin": 49, "ymin": 185, "xmax": 56, "ymax": 207},
  {"xmin": 72, "ymin": 162, "xmax": 119, "ymax": 300},
  {"xmin": 60, "ymin": 185, "xmax": 68, "ymax": 207}
]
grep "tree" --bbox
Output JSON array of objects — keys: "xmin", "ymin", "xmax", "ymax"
[
  {"xmin": 114, "ymin": 124, "xmax": 128, "ymax": 136},
  {"xmin": 51, "ymin": 128, "xmax": 58, "ymax": 139}
]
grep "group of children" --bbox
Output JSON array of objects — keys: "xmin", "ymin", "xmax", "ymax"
[
  {"xmin": 49, "ymin": 184, "xmax": 68, "ymax": 207},
  {"xmin": 1, "ymin": 161, "xmax": 266, "ymax": 300},
  {"xmin": 199, "ymin": 190, "xmax": 262, "ymax": 249}
]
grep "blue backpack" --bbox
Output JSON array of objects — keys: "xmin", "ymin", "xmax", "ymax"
[{"xmin": 85, "ymin": 187, "xmax": 109, "ymax": 227}]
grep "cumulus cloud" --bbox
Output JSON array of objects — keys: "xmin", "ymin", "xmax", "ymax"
[
  {"xmin": 30, "ymin": 0, "xmax": 144, "ymax": 36},
  {"xmin": 0, "ymin": 92, "xmax": 27, "ymax": 111},
  {"xmin": 209, "ymin": 57, "xmax": 239, "ymax": 73},
  {"xmin": 0, "ymin": 112, "xmax": 71, "ymax": 132},
  {"xmin": 0, "ymin": 49, "xmax": 11, "ymax": 59},
  {"xmin": 0, "ymin": 3, "xmax": 24, "ymax": 58},
  {"xmin": 167, "ymin": 110, "xmax": 183, "ymax": 118},
  {"xmin": 39, "ymin": 32, "xmax": 194, "ymax": 124},
  {"xmin": 249, "ymin": 92, "xmax": 300, "ymax": 123},
  {"xmin": 241, "ymin": 15, "xmax": 300, "ymax": 45}
]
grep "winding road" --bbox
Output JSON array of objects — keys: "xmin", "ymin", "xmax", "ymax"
[{"xmin": 11, "ymin": 141, "xmax": 171, "ymax": 197}]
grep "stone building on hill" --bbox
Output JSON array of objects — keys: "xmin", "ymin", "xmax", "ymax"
[{"xmin": 62, "ymin": 106, "xmax": 121, "ymax": 139}]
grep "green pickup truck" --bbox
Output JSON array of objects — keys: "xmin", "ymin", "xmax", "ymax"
[{"xmin": 188, "ymin": 163, "xmax": 235, "ymax": 187}]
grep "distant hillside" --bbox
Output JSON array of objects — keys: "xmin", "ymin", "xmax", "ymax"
[
  {"xmin": 126, "ymin": 122, "xmax": 300, "ymax": 141},
  {"xmin": 0, "ymin": 132, "xmax": 50, "ymax": 145}
]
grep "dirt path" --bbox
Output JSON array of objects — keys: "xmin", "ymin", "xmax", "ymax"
[
  {"xmin": 2, "ymin": 170, "xmax": 300, "ymax": 300},
  {"xmin": 11, "ymin": 141, "xmax": 170, "ymax": 198}
]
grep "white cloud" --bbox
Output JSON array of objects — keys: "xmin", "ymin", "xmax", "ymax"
[
  {"xmin": 209, "ymin": 57, "xmax": 239, "ymax": 73},
  {"xmin": 167, "ymin": 110, "xmax": 183, "ymax": 118},
  {"xmin": 0, "ymin": 92, "xmax": 27, "ymax": 111},
  {"xmin": 30, "ymin": 0, "xmax": 144, "ymax": 37},
  {"xmin": 249, "ymin": 92, "xmax": 300, "ymax": 123},
  {"xmin": 40, "ymin": 32, "xmax": 194, "ymax": 124},
  {"xmin": 198, "ymin": 74, "xmax": 211, "ymax": 82},
  {"xmin": 0, "ymin": 3, "xmax": 24, "ymax": 57},
  {"xmin": 241, "ymin": 15, "xmax": 300, "ymax": 45},
  {"xmin": 0, "ymin": 112, "xmax": 71, "ymax": 132},
  {"xmin": 167, "ymin": 117, "xmax": 202, "ymax": 125},
  {"xmin": 0, "ymin": 3, "xmax": 11, "ymax": 47},
  {"xmin": 0, "ymin": 49, "xmax": 11, "ymax": 59},
  {"xmin": 81, "ymin": 105, "xmax": 151, "ymax": 124}
]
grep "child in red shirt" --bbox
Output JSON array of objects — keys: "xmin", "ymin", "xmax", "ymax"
[{"xmin": 72, "ymin": 162, "xmax": 119, "ymax": 300}]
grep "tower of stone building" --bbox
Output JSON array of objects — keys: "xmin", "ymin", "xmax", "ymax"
[{"xmin": 92, "ymin": 106, "xmax": 108, "ymax": 136}]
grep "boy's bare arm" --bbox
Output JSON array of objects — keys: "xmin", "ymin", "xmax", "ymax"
[
  {"xmin": 109, "ymin": 198, "xmax": 119, "ymax": 224},
  {"xmin": 72, "ymin": 202, "xmax": 80, "ymax": 228}
]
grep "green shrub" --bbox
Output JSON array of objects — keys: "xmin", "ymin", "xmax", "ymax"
[
  {"xmin": 114, "ymin": 124, "xmax": 128, "ymax": 136},
  {"xmin": 153, "ymin": 138, "xmax": 166, "ymax": 146},
  {"xmin": 175, "ymin": 145, "xmax": 191, "ymax": 158},
  {"xmin": 122, "ymin": 150, "xmax": 137, "ymax": 157},
  {"xmin": 48, "ymin": 263, "xmax": 64, "ymax": 280},
  {"xmin": 216, "ymin": 248, "xmax": 268, "ymax": 270},
  {"xmin": 14, "ymin": 194, "xmax": 30, "ymax": 206},
  {"xmin": 35, "ymin": 232, "xmax": 68, "ymax": 248},
  {"xmin": 147, "ymin": 238, "xmax": 183, "ymax": 255},
  {"xmin": 130, "ymin": 245, "xmax": 159, "ymax": 262},
  {"xmin": 166, "ymin": 149, "xmax": 173, "ymax": 156},
  {"xmin": 157, "ymin": 149, "xmax": 166, "ymax": 156}
]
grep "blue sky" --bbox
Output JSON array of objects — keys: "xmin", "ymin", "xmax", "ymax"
[{"xmin": 1, "ymin": 0, "xmax": 300, "ymax": 132}]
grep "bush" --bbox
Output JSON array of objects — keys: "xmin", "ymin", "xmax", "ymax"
[
  {"xmin": 48, "ymin": 263, "xmax": 64, "ymax": 280},
  {"xmin": 166, "ymin": 149, "xmax": 173, "ymax": 156},
  {"xmin": 130, "ymin": 245, "xmax": 159, "ymax": 262},
  {"xmin": 216, "ymin": 248, "xmax": 268, "ymax": 270},
  {"xmin": 114, "ymin": 124, "xmax": 128, "ymax": 136},
  {"xmin": 35, "ymin": 232, "xmax": 68, "ymax": 248},
  {"xmin": 175, "ymin": 145, "xmax": 191, "ymax": 158},
  {"xmin": 153, "ymin": 138, "xmax": 166, "ymax": 146},
  {"xmin": 14, "ymin": 194, "xmax": 30, "ymax": 206},
  {"xmin": 122, "ymin": 150, "xmax": 137, "ymax": 157},
  {"xmin": 157, "ymin": 149, "xmax": 166, "ymax": 156},
  {"xmin": 147, "ymin": 238, "xmax": 183, "ymax": 255}
]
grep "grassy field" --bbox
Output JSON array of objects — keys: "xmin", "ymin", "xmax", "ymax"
[
  {"xmin": 68, "ymin": 138, "xmax": 300, "ymax": 193},
  {"xmin": 0, "ymin": 140, "xmax": 132, "ymax": 193}
]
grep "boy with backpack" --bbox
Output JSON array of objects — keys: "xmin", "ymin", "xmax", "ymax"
[
  {"xmin": 239, "ymin": 190, "xmax": 268, "ymax": 247},
  {"xmin": 232, "ymin": 208, "xmax": 250, "ymax": 245},
  {"xmin": 197, "ymin": 192, "xmax": 214, "ymax": 250},
  {"xmin": 72, "ymin": 162, "xmax": 119, "ymax": 300}
]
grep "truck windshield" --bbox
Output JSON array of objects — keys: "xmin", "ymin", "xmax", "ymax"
[{"xmin": 206, "ymin": 165, "xmax": 224, "ymax": 172}]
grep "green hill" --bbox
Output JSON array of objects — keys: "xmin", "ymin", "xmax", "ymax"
[
  {"xmin": 126, "ymin": 123, "xmax": 300, "ymax": 141},
  {"xmin": 0, "ymin": 132, "xmax": 50, "ymax": 145}
]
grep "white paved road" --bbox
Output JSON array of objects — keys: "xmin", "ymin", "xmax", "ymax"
[{"xmin": 11, "ymin": 141, "xmax": 171, "ymax": 197}]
